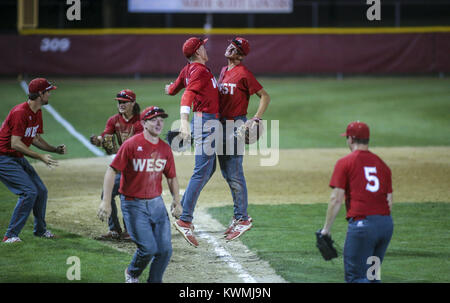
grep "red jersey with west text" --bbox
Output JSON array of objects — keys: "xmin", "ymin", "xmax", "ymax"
[
  {"xmin": 218, "ymin": 64, "xmax": 263, "ymax": 119},
  {"xmin": 101, "ymin": 113, "xmax": 143, "ymax": 145},
  {"xmin": 167, "ymin": 63, "xmax": 219, "ymax": 114},
  {"xmin": 110, "ymin": 133, "xmax": 176, "ymax": 200},
  {"xmin": 0, "ymin": 102, "xmax": 43, "ymax": 158},
  {"xmin": 329, "ymin": 150, "xmax": 392, "ymax": 219}
]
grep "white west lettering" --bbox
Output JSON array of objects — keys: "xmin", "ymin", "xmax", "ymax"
[
  {"xmin": 133, "ymin": 159, "xmax": 146, "ymax": 172},
  {"xmin": 133, "ymin": 158, "xmax": 167, "ymax": 172},
  {"xmin": 24, "ymin": 127, "xmax": 32, "ymax": 137},
  {"xmin": 31, "ymin": 125, "xmax": 39, "ymax": 137},
  {"xmin": 228, "ymin": 83, "xmax": 236, "ymax": 95},
  {"xmin": 211, "ymin": 77, "xmax": 218, "ymax": 88},
  {"xmin": 220, "ymin": 83, "xmax": 237, "ymax": 95},
  {"xmin": 146, "ymin": 159, "xmax": 155, "ymax": 172},
  {"xmin": 155, "ymin": 159, "xmax": 167, "ymax": 172}
]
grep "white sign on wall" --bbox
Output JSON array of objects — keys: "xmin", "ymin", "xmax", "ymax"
[{"xmin": 128, "ymin": 0, "xmax": 293, "ymax": 14}]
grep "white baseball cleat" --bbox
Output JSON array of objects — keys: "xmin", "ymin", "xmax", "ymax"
[
  {"xmin": 124, "ymin": 268, "xmax": 139, "ymax": 283},
  {"xmin": 224, "ymin": 216, "xmax": 252, "ymax": 237},
  {"xmin": 225, "ymin": 219, "xmax": 253, "ymax": 241},
  {"xmin": 2, "ymin": 236, "xmax": 22, "ymax": 243},
  {"xmin": 173, "ymin": 219, "xmax": 199, "ymax": 247},
  {"xmin": 40, "ymin": 230, "xmax": 56, "ymax": 238}
]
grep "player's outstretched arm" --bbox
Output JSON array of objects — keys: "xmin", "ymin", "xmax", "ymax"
[
  {"xmin": 166, "ymin": 74, "xmax": 185, "ymax": 96},
  {"xmin": 11, "ymin": 135, "xmax": 58, "ymax": 168},
  {"xmin": 32, "ymin": 134, "xmax": 66, "ymax": 154}
]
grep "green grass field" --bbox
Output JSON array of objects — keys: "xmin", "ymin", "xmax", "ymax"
[
  {"xmin": 0, "ymin": 77, "xmax": 449, "ymax": 283},
  {"xmin": 208, "ymin": 203, "xmax": 450, "ymax": 283},
  {"xmin": 0, "ymin": 186, "xmax": 132, "ymax": 282}
]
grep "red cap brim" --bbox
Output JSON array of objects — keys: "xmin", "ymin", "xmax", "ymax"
[
  {"xmin": 142, "ymin": 112, "xmax": 168, "ymax": 121},
  {"xmin": 115, "ymin": 97, "xmax": 134, "ymax": 102},
  {"xmin": 340, "ymin": 132, "xmax": 347, "ymax": 137}
]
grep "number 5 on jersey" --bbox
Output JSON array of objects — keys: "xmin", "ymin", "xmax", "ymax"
[{"xmin": 364, "ymin": 166, "xmax": 380, "ymax": 192}]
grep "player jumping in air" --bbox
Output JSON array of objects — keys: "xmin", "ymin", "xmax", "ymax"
[{"xmin": 217, "ymin": 37, "xmax": 271, "ymax": 241}]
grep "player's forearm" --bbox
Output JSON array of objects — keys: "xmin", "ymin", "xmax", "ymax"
[
  {"xmin": 167, "ymin": 177, "xmax": 181, "ymax": 202},
  {"xmin": 322, "ymin": 188, "xmax": 345, "ymax": 234},
  {"xmin": 167, "ymin": 74, "xmax": 186, "ymax": 96},
  {"xmin": 180, "ymin": 113, "xmax": 190, "ymax": 122},
  {"xmin": 254, "ymin": 89, "xmax": 270, "ymax": 119},
  {"xmin": 102, "ymin": 166, "xmax": 117, "ymax": 205},
  {"xmin": 180, "ymin": 113, "xmax": 190, "ymax": 130},
  {"xmin": 11, "ymin": 136, "xmax": 43, "ymax": 160},
  {"xmin": 32, "ymin": 135, "xmax": 57, "ymax": 153}
]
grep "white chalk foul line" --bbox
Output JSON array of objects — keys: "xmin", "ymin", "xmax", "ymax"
[
  {"xmin": 164, "ymin": 190, "xmax": 257, "ymax": 282},
  {"xmin": 20, "ymin": 80, "xmax": 105, "ymax": 156},
  {"xmin": 196, "ymin": 227, "xmax": 257, "ymax": 283}
]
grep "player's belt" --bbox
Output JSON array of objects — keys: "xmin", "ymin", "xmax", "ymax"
[
  {"xmin": 194, "ymin": 112, "xmax": 219, "ymax": 119},
  {"xmin": 351, "ymin": 215, "xmax": 367, "ymax": 221},
  {"xmin": 124, "ymin": 195, "xmax": 161, "ymax": 201}
]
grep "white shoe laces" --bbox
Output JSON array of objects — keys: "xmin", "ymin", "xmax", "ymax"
[{"xmin": 232, "ymin": 220, "xmax": 251, "ymax": 233}]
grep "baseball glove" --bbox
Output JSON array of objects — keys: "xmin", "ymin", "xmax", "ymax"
[
  {"xmin": 166, "ymin": 130, "xmax": 192, "ymax": 152},
  {"xmin": 315, "ymin": 229, "xmax": 338, "ymax": 261},
  {"xmin": 102, "ymin": 134, "xmax": 119, "ymax": 155},
  {"xmin": 235, "ymin": 118, "xmax": 264, "ymax": 144}
]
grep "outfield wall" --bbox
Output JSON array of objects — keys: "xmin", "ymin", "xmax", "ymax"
[{"xmin": 1, "ymin": 28, "xmax": 449, "ymax": 76}]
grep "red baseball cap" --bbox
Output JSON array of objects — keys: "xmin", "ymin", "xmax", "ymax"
[
  {"xmin": 141, "ymin": 106, "xmax": 168, "ymax": 121},
  {"xmin": 341, "ymin": 121, "xmax": 370, "ymax": 139},
  {"xmin": 231, "ymin": 37, "xmax": 250, "ymax": 56},
  {"xmin": 115, "ymin": 89, "xmax": 136, "ymax": 102},
  {"xmin": 183, "ymin": 37, "xmax": 208, "ymax": 58},
  {"xmin": 28, "ymin": 78, "xmax": 57, "ymax": 94}
]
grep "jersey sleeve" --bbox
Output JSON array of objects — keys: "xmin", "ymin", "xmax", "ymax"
[
  {"xmin": 180, "ymin": 67, "xmax": 209, "ymax": 108},
  {"xmin": 180, "ymin": 90, "xmax": 196, "ymax": 108},
  {"xmin": 168, "ymin": 66, "xmax": 188, "ymax": 96},
  {"xmin": 185, "ymin": 66, "xmax": 209, "ymax": 94},
  {"xmin": 110, "ymin": 142, "xmax": 130, "ymax": 172},
  {"xmin": 101, "ymin": 116, "xmax": 116, "ymax": 137},
  {"xmin": 163, "ymin": 146, "xmax": 177, "ymax": 179},
  {"xmin": 243, "ymin": 69, "xmax": 263, "ymax": 96},
  {"xmin": 329, "ymin": 158, "xmax": 348, "ymax": 190}
]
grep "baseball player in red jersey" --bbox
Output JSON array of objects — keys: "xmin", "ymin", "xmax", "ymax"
[
  {"xmin": 320, "ymin": 121, "xmax": 394, "ymax": 282},
  {"xmin": 97, "ymin": 106, "xmax": 182, "ymax": 283},
  {"xmin": 165, "ymin": 37, "xmax": 220, "ymax": 247},
  {"xmin": 90, "ymin": 89, "xmax": 143, "ymax": 241},
  {"xmin": 218, "ymin": 37, "xmax": 271, "ymax": 241},
  {"xmin": 0, "ymin": 78, "xmax": 66, "ymax": 243}
]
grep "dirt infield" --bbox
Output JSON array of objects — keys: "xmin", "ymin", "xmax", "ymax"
[{"xmin": 36, "ymin": 147, "xmax": 450, "ymax": 282}]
